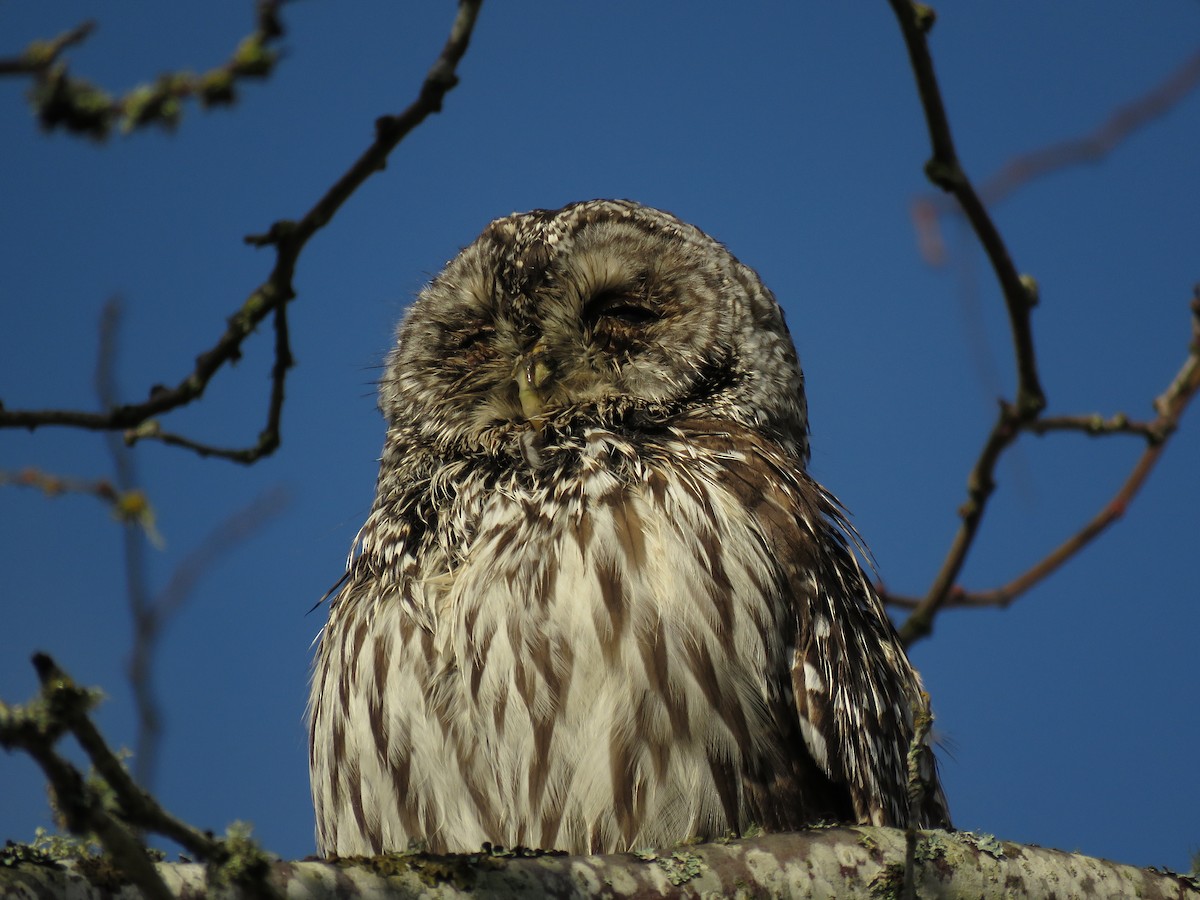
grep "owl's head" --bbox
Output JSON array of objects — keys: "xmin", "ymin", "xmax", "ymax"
[{"xmin": 382, "ymin": 199, "xmax": 809, "ymax": 464}]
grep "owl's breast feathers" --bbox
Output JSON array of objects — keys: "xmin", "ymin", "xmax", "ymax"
[{"xmin": 309, "ymin": 420, "xmax": 948, "ymax": 856}]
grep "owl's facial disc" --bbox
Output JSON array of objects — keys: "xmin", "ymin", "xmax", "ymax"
[
  {"xmin": 384, "ymin": 200, "xmax": 810, "ymax": 463},
  {"xmin": 494, "ymin": 282, "xmax": 668, "ymax": 427}
]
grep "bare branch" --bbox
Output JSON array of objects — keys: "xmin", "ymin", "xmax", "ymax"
[
  {"xmin": 889, "ymin": 289, "xmax": 1200, "ymax": 622},
  {"xmin": 0, "ymin": 657, "xmax": 179, "ymax": 900},
  {"xmin": 886, "ymin": 6, "xmax": 1199, "ymax": 645},
  {"xmin": 902, "ymin": 692, "xmax": 935, "ymax": 900},
  {"xmin": 957, "ymin": 293, "xmax": 1199, "ymax": 611},
  {"xmin": 244, "ymin": 0, "xmax": 484, "ymax": 249},
  {"xmin": 1025, "ymin": 412, "xmax": 1162, "ymax": 441},
  {"xmin": 885, "ymin": 1, "xmax": 1045, "ymax": 421},
  {"xmin": 914, "ymin": 48, "xmax": 1200, "ymax": 264},
  {"xmin": 1, "ymin": 466, "xmax": 117, "ymax": 506},
  {"xmin": 0, "ymin": 1, "xmax": 485, "ymax": 467},
  {"xmin": 126, "ymin": 303, "xmax": 294, "ymax": 463},
  {"xmin": 885, "ymin": 2, "xmax": 1043, "ymax": 644},
  {"xmin": 0, "ymin": 467, "xmax": 162, "ymax": 546}
]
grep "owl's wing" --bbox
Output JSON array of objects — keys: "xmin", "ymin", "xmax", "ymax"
[
  {"xmin": 789, "ymin": 486, "xmax": 951, "ymax": 828},
  {"xmin": 693, "ymin": 423, "xmax": 951, "ymax": 829}
]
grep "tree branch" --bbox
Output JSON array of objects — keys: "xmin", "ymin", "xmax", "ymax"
[
  {"xmin": 913, "ymin": 48, "xmax": 1200, "ymax": 265},
  {"xmin": 885, "ymin": 5, "xmax": 1200, "ymax": 643},
  {"xmin": 0, "ymin": 467, "xmax": 154, "ymax": 525},
  {"xmin": 883, "ymin": 7, "xmax": 1200, "ymax": 644},
  {"xmin": 889, "ymin": 288, "xmax": 1200, "ymax": 620},
  {"xmin": 5, "ymin": 657, "xmax": 1198, "ymax": 898},
  {"xmin": 0, "ymin": 656, "xmax": 281, "ymax": 900},
  {"xmin": 1025, "ymin": 412, "xmax": 1162, "ymax": 441},
  {"xmin": 126, "ymin": 303, "xmax": 294, "ymax": 462},
  {"xmin": 0, "ymin": 3, "xmax": 285, "ymax": 139},
  {"xmin": 885, "ymin": 1, "xmax": 1045, "ymax": 420},
  {"xmin": 2, "ymin": 829, "xmax": 1197, "ymax": 899},
  {"xmin": 885, "ymin": 2, "xmax": 1043, "ymax": 644},
  {"xmin": 0, "ymin": 0, "xmax": 484, "ymax": 465},
  {"xmin": 0, "ymin": 20, "xmax": 95, "ymax": 76}
]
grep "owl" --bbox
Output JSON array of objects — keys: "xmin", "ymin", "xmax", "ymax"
[{"xmin": 308, "ymin": 199, "xmax": 949, "ymax": 857}]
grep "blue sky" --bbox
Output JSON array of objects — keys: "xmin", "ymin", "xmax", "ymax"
[{"xmin": 2, "ymin": 1, "xmax": 1197, "ymax": 872}]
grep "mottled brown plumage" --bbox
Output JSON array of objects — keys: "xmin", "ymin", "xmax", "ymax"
[{"xmin": 308, "ymin": 199, "xmax": 949, "ymax": 856}]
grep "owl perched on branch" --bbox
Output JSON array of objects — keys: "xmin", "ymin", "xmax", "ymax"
[{"xmin": 308, "ymin": 199, "xmax": 950, "ymax": 857}]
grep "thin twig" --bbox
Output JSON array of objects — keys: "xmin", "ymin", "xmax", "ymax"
[
  {"xmin": 0, "ymin": 467, "xmax": 116, "ymax": 503},
  {"xmin": 914, "ymin": 48, "xmax": 1200, "ymax": 264},
  {"xmin": 1025, "ymin": 412, "xmax": 1163, "ymax": 441},
  {"xmin": 91, "ymin": 301, "xmax": 288, "ymax": 786},
  {"xmin": 886, "ymin": 0, "xmax": 1044, "ymax": 423},
  {"xmin": 888, "ymin": 290, "xmax": 1200, "ymax": 620},
  {"xmin": 956, "ymin": 452, "xmax": 1180, "ymax": 608},
  {"xmin": 0, "ymin": 465, "xmax": 161, "ymax": 542},
  {"xmin": 95, "ymin": 300, "xmax": 162, "ymax": 790},
  {"xmin": 901, "ymin": 692, "xmax": 935, "ymax": 900},
  {"xmin": 0, "ymin": 20, "xmax": 95, "ymax": 76},
  {"xmin": 120, "ymin": 486, "xmax": 289, "ymax": 789},
  {"xmin": 886, "ymin": 1, "xmax": 1045, "ymax": 645},
  {"xmin": 128, "ymin": 303, "xmax": 294, "ymax": 462},
  {"xmin": 1, "ymin": 4, "xmax": 285, "ymax": 138},
  {"xmin": 0, "ymin": 655, "xmax": 282, "ymax": 899},
  {"xmin": 0, "ymin": 1, "xmax": 484, "ymax": 467}
]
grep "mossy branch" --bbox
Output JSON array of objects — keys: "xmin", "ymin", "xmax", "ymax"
[
  {"xmin": 0, "ymin": 1, "xmax": 484, "ymax": 465},
  {"xmin": 2, "ymin": 828, "xmax": 1197, "ymax": 899},
  {"xmin": 0, "ymin": 2, "xmax": 285, "ymax": 139},
  {"xmin": 4, "ymin": 660, "xmax": 1197, "ymax": 898},
  {"xmin": 0, "ymin": 656, "xmax": 281, "ymax": 900}
]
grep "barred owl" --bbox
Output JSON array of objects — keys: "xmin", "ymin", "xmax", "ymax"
[{"xmin": 308, "ymin": 199, "xmax": 949, "ymax": 857}]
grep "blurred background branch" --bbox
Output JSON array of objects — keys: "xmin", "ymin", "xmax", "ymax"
[
  {"xmin": 912, "ymin": 48, "xmax": 1200, "ymax": 267},
  {"xmin": 0, "ymin": 2, "xmax": 284, "ymax": 139},
  {"xmin": 92, "ymin": 299, "xmax": 292, "ymax": 790}
]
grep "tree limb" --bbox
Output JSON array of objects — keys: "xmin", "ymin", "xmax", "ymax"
[
  {"xmin": 0, "ymin": 656, "xmax": 282, "ymax": 900},
  {"xmin": 0, "ymin": 1, "xmax": 484, "ymax": 465},
  {"xmin": 889, "ymin": 286, "xmax": 1200, "ymax": 622},
  {"xmin": 884, "ymin": 4, "xmax": 1199, "ymax": 645},
  {"xmin": 885, "ymin": 1, "xmax": 1045, "ymax": 419},
  {"xmin": 0, "ymin": 20, "xmax": 95, "ymax": 76},
  {"xmin": 0, "ymin": 3, "xmax": 285, "ymax": 138},
  {"xmin": 885, "ymin": 1, "xmax": 1044, "ymax": 644},
  {"xmin": 2, "ymin": 829, "xmax": 1197, "ymax": 899}
]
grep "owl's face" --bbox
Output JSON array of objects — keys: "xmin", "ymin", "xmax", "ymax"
[{"xmin": 382, "ymin": 200, "xmax": 809, "ymax": 463}]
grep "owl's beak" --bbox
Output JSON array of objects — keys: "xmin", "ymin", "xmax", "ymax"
[{"xmin": 516, "ymin": 348, "xmax": 555, "ymax": 419}]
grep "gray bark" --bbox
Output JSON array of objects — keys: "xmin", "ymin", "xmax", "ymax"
[{"xmin": 3, "ymin": 828, "xmax": 1197, "ymax": 899}]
